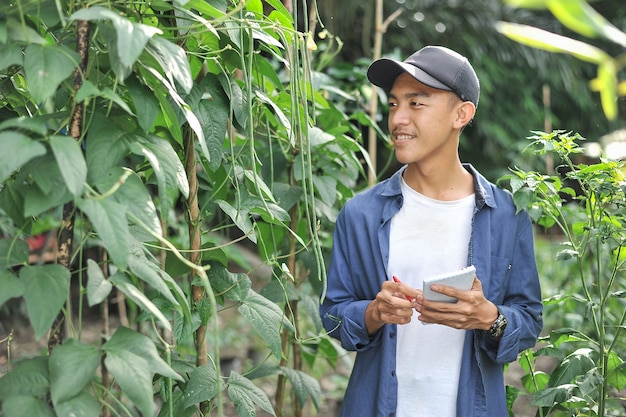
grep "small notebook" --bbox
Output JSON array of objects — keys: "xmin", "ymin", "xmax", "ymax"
[{"xmin": 422, "ymin": 265, "xmax": 476, "ymax": 303}]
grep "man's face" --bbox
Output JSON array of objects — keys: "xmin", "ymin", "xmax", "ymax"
[{"xmin": 387, "ymin": 73, "xmax": 462, "ymax": 167}]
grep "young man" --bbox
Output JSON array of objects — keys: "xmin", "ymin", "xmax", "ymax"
[{"xmin": 320, "ymin": 46, "xmax": 543, "ymax": 417}]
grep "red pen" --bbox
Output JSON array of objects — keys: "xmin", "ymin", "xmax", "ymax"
[{"xmin": 392, "ymin": 275, "xmax": 414, "ymax": 302}]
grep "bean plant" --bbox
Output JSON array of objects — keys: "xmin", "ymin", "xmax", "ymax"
[{"xmin": 0, "ymin": 0, "xmax": 370, "ymax": 416}]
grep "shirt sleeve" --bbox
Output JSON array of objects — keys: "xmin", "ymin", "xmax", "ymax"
[
  {"xmin": 320, "ymin": 206, "xmax": 384, "ymax": 352},
  {"xmin": 477, "ymin": 212, "xmax": 543, "ymax": 363}
]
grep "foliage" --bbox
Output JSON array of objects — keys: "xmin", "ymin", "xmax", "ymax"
[
  {"xmin": 0, "ymin": 0, "xmax": 367, "ymax": 416},
  {"xmin": 497, "ymin": 0, "xmax": 626, "ymax": 122},
  {"xmin": 501, "ymin": 130, "xmax": 626, "ymax": 416}
]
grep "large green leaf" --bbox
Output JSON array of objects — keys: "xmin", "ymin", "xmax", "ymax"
[
  {"xmin": 127, "ymin": 253, "xmax": 179, "ymax": 306},
  {"xmin": 0, "ymin": 238, "xmax": 29, "ymax": 269},
  {"xmin": 0, "ymin": 131, "xmax": 46, "ymax": 184},
  {"xmin": 548, "ymin": 0, "xmax": 626, "ymax": 47},
  {"xmin": 49, "ymin": 339, "xmax": 100, "ymax": 405},
  {"xmin": 238, "ymin": 290, "xmax": 295, "ymax": 360},
  {"xmin": 146, "ymin": 36, "xmax": 193, "ymax": 94},
  {"xmin": 279, "ymin": 367, "xmax": 321, "ymax": 409},
  {"xmin": 126, "ymin": 77, "xmax": 160, "ymax": 132},
  {"xmin": 104, "ymin": 350, "xmax": 154, "ymax": 417},
  {"xmin": 1, "ymin": 396, "xmax": 55, "ymax": 417},
  {"xmin": 227, "ymin": 371, "xmax": 276, "ymax": 417},
  {"xmin": 49, "ymin": 135, "xmax": 87, "ymax": 197},
  {"xmin": 0, "ymin": 43, "xmax": 23, "ymax": 72},
  {"xmin": 182, "ymin": 363, "xmax": 219, "ymax": 408},
  {"xmin": 130, "ymin": 135, "xmax": 190, "ymax": 203},
  {"xmin": 20, "ymin": 264, "xmax": 71, "ymax": 340},
  {"xmin": 77, "ymin": 197, "xmax": 129, "ymax": 268},
  {"xmin": 548, "ymin": 348, "xmax": 596, "ymax": 386},
  {"xmin": 606, "ymin": 351, "xmax": 626, "ymax": 391},
  {"xmin": 24, "ymin": 44, "xmax": 78, "ymax": 104},
  {"xmin": 495, "ymin": 22, "xmax": 609, "ymax": 64},
  {"xmin": 71, "ymin": 7, "xmax": 161, "ymax": 69},
  {"xmin": 102, "ymin": 326, "xmax": 182, "ymax": 381},
  {"xmin": 5, "ymin": 17, "xmax": 46, "ymax": 44},
  {"xmin": 0, "ymin": 269, "xmax": 25, "ymax": 306},
  {"xmin": 53, "ymin": 390, "xmax": 100, "ymax": 417},
  {"xmin": 94, "ymin": 167, "xmax": 162, "ymax": 239},
  {"xmin": 108, "ymin": 272, "xmax": 172, "ymax": 331},
  {"xmin": 85, "ymin": 114, "xmax": 130, "ymax": 182},
  {"xmin": 0, "ymin": 356, "xmax": 49, "ymax": 400},
  {"xmin": 195, "ymin": 77, "xmax": 230, "ymax": 172}
]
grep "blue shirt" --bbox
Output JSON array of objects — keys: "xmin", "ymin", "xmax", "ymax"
[{"xmin": 320, "ymin": 165, "xmax": 543, "ymax": 417}]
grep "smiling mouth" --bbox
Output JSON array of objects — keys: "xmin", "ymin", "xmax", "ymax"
[{"xmin": 394, "ymin": 134, "xmax": 415, "ymax": 141}]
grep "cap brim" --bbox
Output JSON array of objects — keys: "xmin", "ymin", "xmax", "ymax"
[{"xmin": 367, "ymin": 59, "xmax": 452, "ymax": 92}]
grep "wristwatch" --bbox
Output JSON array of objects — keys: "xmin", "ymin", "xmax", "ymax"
[{"xmin": 487, "ymin": 307, "xmax": 508, "ymax": 338}]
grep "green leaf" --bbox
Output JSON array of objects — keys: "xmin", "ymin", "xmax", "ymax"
[
  {"xmin": 49, "ymin": 135, "xmax": 87, "ymax": 197},
  {"xmin": 76, "ymin": 80, "xmax": 134, "ymax": 115},
  {"xmin": 255, "ymin": 90, "xmax": 292, "ymax": 144},
  {"xmin": 54, "ymin": 390, "xmax": 100, "ymax": 417},
  {"xmin": 102, "ymin": 326, "xmax": 182, "ymax": 381},
  {"xmin": 85, "ymin": 113, "xmax": 130, "ymax": 182},
  {"xmin": 547, "ymin": 0, "xmax": 626, "ymax": 47},
  {"xmin": 71, "ymin": 7, "xmax": 161, "ymax": 69},
  {"xmin": 24, "ymin": 44, "xmax": 78, "ymax": 104},
  {"xmin": 86, "ymin": 259, "xmax": 112, "ymax": 306},
  {"xmin": 548, "ymin": 348, "xmax": 596, "ymax": 386},
  {"xmin": 1, "ymin": 396, "xmax": 55, "ymax": 417},
  {"xmin": 238, "ymin": 290, "xmax": 295, "ymax": 360},
  {"xmin": 20, "ymin": 265, "xmax": 71, "ymax": 340},
  {"xmin": 0, "ymin": 269, "xmax": 24, "ymax": 306},
  {"xmin": 146, "ymin": 36, "xmax": 193, "ymax": 94},
  {"xmin": 126, "ymin": 77, "xmax": 160, "ymax": 132},
  {"xmin": 312, "ymin": 175, "xmax": 337, "ymax": 206},
  {"xmin": 108, "ymin": 272, "xmax": 172, "ymax": 331},
  {"xmin": 195, "ymin": 77, "xmax": 229, "ymax": 171},
  {"xmin": 127, "ymin": 253, "xmax": 179, "ymax": 306},
  {"xmin": 279, "ymin": 367, "xmax": 321, "ymax": 409},
  {"xmin": 227, "ymin": 372, "xmax": 276, "ymax": 417},
  {"xmin": 495, "ymin": 22, "xmax": 609, "ymax": 64},
  {"xmin": 531, "ymin": 384, "xmax": 578, "ymax": 407},
  {"xmin": 182, "ymin": 363, "xmax": 219, "ymax": 408},
  {"xmin": 0, "ymin": 356, "xmax": 49, "ymax": 400},
  {"xmin": 6, "ymin": 17, "xmax": 47, "ymax": 44},
  {"xmin": 77, "ymin": 197, "xmax": 129, "ymax": 268},
  {"xmin": 217, "ymin": 199, "xmax": 256, "ymax": 243},
  {"xmin": 593, "ymin": 62, "xmax": 618, "ymax": 120},
  {"xmin": 204, "ymin": 262, "xmax": 251, "ymax": 302},
  {"xmin": 0, "ymin": 131, "xmax": 47, "ymax": 184},
  {"xmin": 130, "ymin": 135, "xmax": 190, "ymax": 202},
  {"xmin": 0, "ymin": 43, "xmax": 23, "ymax": 71},
  {"xmin": 606, "ymin": 351, "xmax": 626, "ymax": 391},
  {"xmin": 104, "ymin": 350, "xmax": 154, "ymax": 417},
  {"xmin": 219, "ymin": 73, "xmax": 248, "ymax": 129},
  {"xmin": 0, "ymin": 238, "xmax": 29, "ymax": 269},
  {"xmin": 94, "ymin": 167, "xmax": 162, "ymax": 239},
  {"xmin": 49, "ymin": 340, "xmax": 100, "ymax": 404}
]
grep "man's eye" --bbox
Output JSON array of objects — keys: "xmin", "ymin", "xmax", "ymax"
[{"xmin": 388, "ymin": 102, "xmax": 398, "ymax": 108}]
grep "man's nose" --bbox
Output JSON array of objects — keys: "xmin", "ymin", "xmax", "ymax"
[{"xmin": 389, "ymin": 106, "xmax": 410, "ymax": 127}]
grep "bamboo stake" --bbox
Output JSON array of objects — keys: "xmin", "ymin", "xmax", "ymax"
[{"xmin": 367, "ymin": 2, "xmax": 402, "ymax": 186}]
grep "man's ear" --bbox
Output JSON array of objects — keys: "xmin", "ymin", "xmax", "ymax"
[{"xmin": 454, "ymin": 101, "xmax": 476, "ymax": 129}]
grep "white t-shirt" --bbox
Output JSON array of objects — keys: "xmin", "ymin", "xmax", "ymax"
[{"xmin": 389, "ymin": 177, "xmax": 474, "ymax": 417}]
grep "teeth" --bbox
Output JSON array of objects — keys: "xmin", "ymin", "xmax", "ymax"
[{"xmin": 396, "ymin": 135, "xmax": 413, "ymax": 140}]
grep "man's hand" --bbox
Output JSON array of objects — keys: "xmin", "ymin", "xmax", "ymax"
[
  {"xmin": 365, "ymin": 280, "xmax": 419, "ymax": 335},
  {"xmin": 415, "ymin": 277, "xmax": 498, "ymax": 330}
]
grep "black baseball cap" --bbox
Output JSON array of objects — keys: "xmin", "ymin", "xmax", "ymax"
[{"xmin": 367, "ymin": 45, "xmax": 480, "ymax": 107}]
